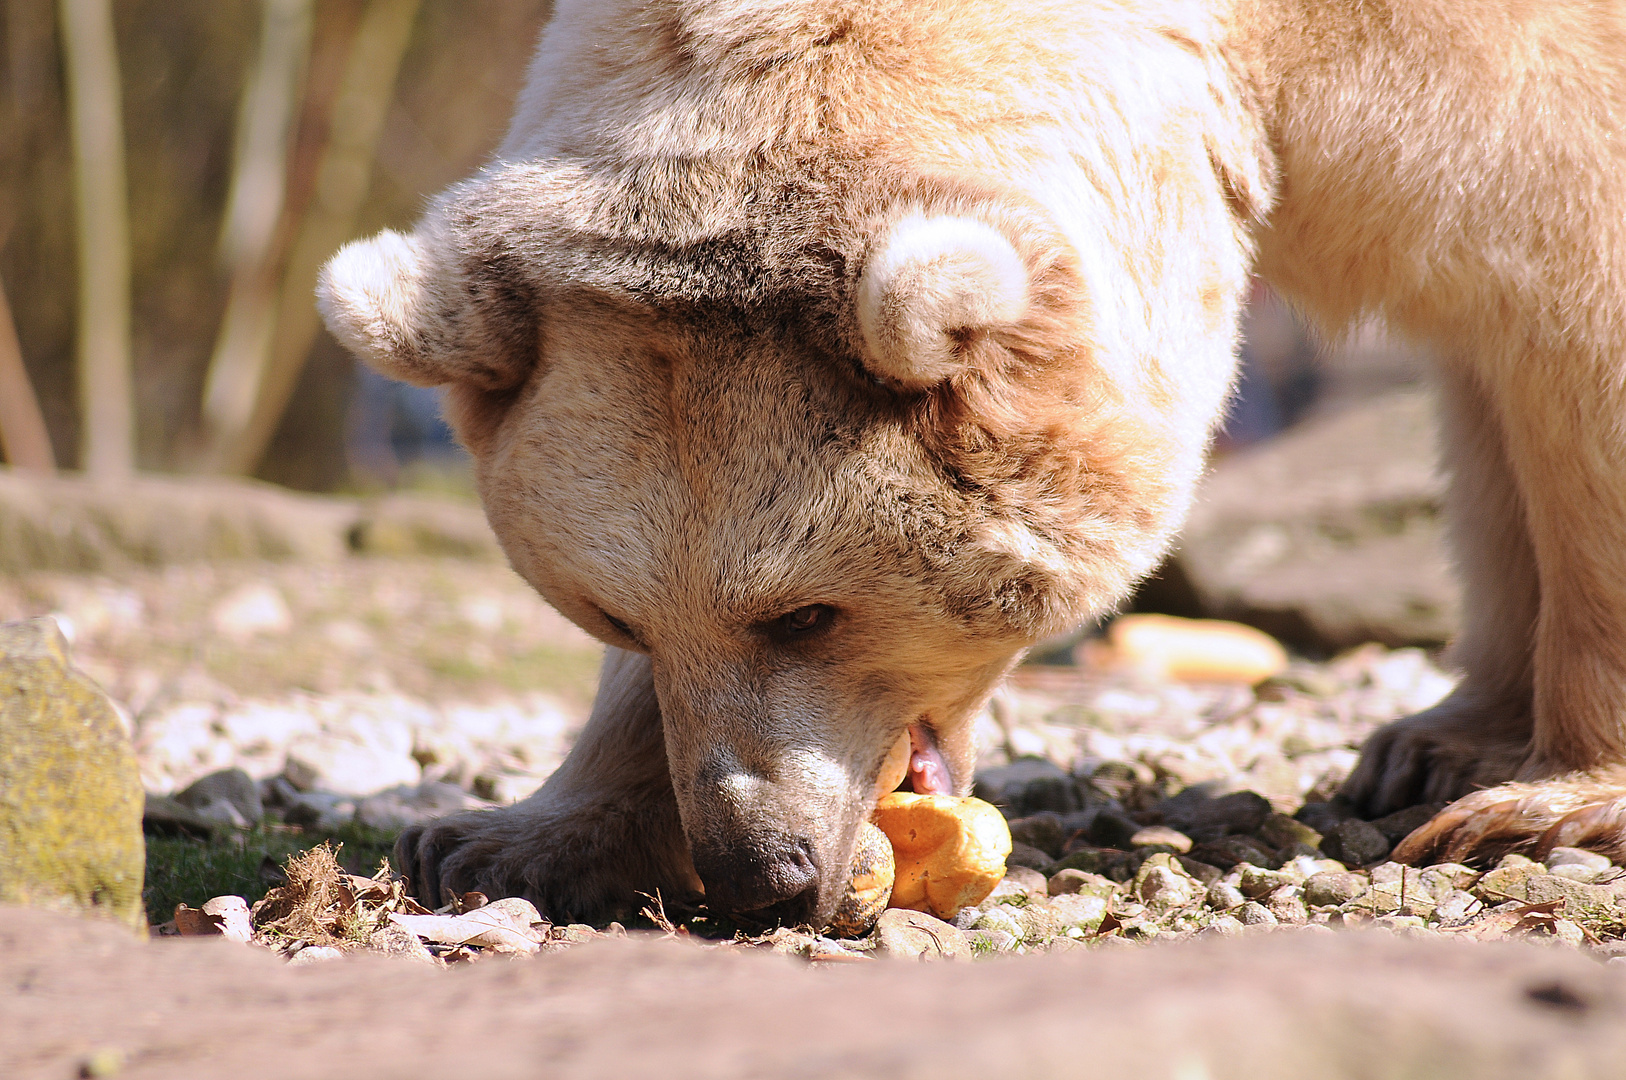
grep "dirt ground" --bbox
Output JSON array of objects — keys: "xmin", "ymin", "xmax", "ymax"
[{"xmin": 4, "ymin": 905, "xmax": 1625, "ymax": 1080}]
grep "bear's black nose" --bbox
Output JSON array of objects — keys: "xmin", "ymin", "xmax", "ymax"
[{"xmin": 690, "ymin": 834, "xmax": 820, "ymax": 923}]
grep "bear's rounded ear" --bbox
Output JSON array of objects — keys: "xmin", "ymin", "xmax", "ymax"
[
  {"xmin": 855, "ymin": 214, "xmax": 1030, "ymax": 389},
  {"xmin": 318, "ymin": 224, "xmax": 537, "ymax": 392},
  {"xmin": 318, "ymin": 229, "xmax": 435, "ymax": 383}
]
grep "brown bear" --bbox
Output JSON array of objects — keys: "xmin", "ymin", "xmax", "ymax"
[{"xmin": 318, "ymin": 0, "xmax": 1626, "ymax": 925}]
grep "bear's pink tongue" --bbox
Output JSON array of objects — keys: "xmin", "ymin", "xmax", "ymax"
[{"xmin": 907, "ymin": 723, "xmax": 952, "ymax": 795}]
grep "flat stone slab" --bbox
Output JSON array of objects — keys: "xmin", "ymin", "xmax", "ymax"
[{"xmin": 4, "ymin": 906, "xmax": 1626, "ymax": 1079}]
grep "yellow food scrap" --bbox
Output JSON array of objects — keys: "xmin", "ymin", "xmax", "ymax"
[{"xmin": 872, "ymin": 792, "xmax": 1011, "ymax": 920}]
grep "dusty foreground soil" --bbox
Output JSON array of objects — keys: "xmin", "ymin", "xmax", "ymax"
[{"xmin": 4, "ymin": 906, "xmax": 1625, "ymax": 1080}]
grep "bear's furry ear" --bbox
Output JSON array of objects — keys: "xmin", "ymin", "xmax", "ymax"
[
  {"xmin": 855, "ymin": 214, "xmax": 1030, "ymax": 389},
  {"xmin": 318, "ymin": 224, "xmax": 537, "ymax": 392}
]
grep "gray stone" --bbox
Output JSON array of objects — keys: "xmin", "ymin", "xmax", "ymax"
[
  {"xmin": 1176, "ymin": 857, "xmax": 1224, "ymax": 886},
  {"xmin": 1159, "ymin": 390, "xmax": 1456, "ymax": 651},
  {"xmin": 1190, "ymin": 836, "xmax": 1276, "ymax": 870},
  {"xmin": 355, "ymin": 782, "xmax": 487, "ymax": 831},
  {"xmin": 1294, "ymin": 800, "xmax": 1356, "ymax": 835},
  {"xmin": 1084, "ymin": 810, "xmax": 1143, "ymax": 849},
  {"xmin": 1547, "ymin": 848, "xmax": 1613, "ymax": 873},
  {"xmin": 1136, "ymin": 855, "xmax": 1199, "ymax": 909},
  {"xmin": 1048, "ymin": 869, "xmax": 1116, "ymax": 899},
  {"xmin": 1237, "ymin": 901, "xmax": 1278, "ymax": 927},
  {"xmin": 1258, "ymin": 813, "xmax": 1322, "ymax": 852},
  {"xmin": 1050, "ymin": 847, "xmax": 1139, "ymax": 883},
  {"xmin": 1369, "ymin": 803, "xmax": 1445, "ymax": 845},
  {"xmin": 176, "ymin": 768, "xmax": 263, "ymax": 828},
  {"xmin": 1198, "ymin": 914, "xmax": 1245, "ymax": 937},
  {"xmin": 1238, "ymin": 865, "xmax": 1295, "ymax": 899},
  {"xmin": 0, "ymin": 619, "xmax": 144, "ymax": 929},
  {"xmin": 1008, "ymin": 812, "xmax": 1068, "ymax": 859},
  {"xmin": 995, "ymin": 865, "xmax": 1050, "ymax": 900},
  {"xmin": 1474, "ymin": 857, "xmax": 1544, "ymax": 903},
  {"xmin": 1304, "ymin": 871, "xmax": 1369, "ymax": 908},
  {"xmin": 874, "ymin": 909, "xmax": 967, "ymax": 960},
  {"xmin": 1320, "ymin": 819, "xmax": 1391, "ymax": 867},
  {"xmin": 1006, "ymin": 842, "xmax": 1055, "ymax": 875},
  {"xmin": 1434, "ymin": 890, "xmax": 1482, "ymax": 925},
  {"xmin": 1265, "ymin": 886, "xmax": 1309, "ymax": 925},
  {"xmin": 1130, "ymin": 825, "xmax": 1193, "ymax": 853},
  {"xmin": 968, "ymin": 905, "xmax": 1025, "ymax": 940},
  {"xmin": 963, "ymin": 928, "xmax": 1018, "ymax": 955},
  {"xmin": 281, "ymin": 792, "xmax": 358, "ymax": 831},
  {"xmin": 143, "ymin": 794, "xmax": 227, "ymax": 841},
  {"xmin": 972, "ymin": 757, "xmax": 1078, "ymax": 816},
  {"xmin": 1207, "ymin": 883, "xmax": 1246, "ymax": 910},
  {"xmin": 1157, "ymin": 788, "xmax": 1272, "ymax": 841}
]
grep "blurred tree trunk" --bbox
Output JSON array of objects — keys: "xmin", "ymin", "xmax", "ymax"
[
  {"xmin": 0, "ymin": 272, "xmax": 56, "ymax": 473},
  {"xmin": 199, "ymin": 0, "xmax": 422, "ymax": 476},
  {"xmin": 58, "ymin": 0, "xmax": 133, "ymax": 478},
  {"xmin": 195, "ymin": 0, "xmax": 315, "ymax": 463}
]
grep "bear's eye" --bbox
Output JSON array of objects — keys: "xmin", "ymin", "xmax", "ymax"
[
  {"xmin": 776, "ymin": 604, "xmax": 836, "ymax": 636},
  {"xmin": 602, "ymin": 611, "xmax": 640, "ymax": 644}
]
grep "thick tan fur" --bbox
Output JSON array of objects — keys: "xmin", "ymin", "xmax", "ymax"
[{"xmin": 320, "ymin": 0, "xmax": 1626, "ymax": 921}]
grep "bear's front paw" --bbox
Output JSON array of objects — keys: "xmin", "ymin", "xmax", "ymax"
[
  {"xmin": 1341, "ymin": 704, "xmax": 1530, "ymax": 818},
  {"xmin": 1392, "ymin": 769, "xmax": 1626, "ymax": 866},
  {"xmin": 392, "ymin": 799, "xmax": 696, "ymax": 924},
  {"xmin": 394, "ymin": 807, "xmax": 524, "ymax": 909}
]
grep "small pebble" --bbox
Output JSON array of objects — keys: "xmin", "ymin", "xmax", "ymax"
[
  {"xmin": 1207, "ymin": 882, "xmax": 1246, "ymax": 910},
  {"xmin": 1130, "ymin": 825, "xmax": 1193, "ymax": 854},
  {"xmin": 1547, "ymin": 847, "xmax": 1612, "ymax": 873},
  {"xmin": 1238, "ymin": 865, "xmax": 1295, "ymax": 899},
  {"xmin": 1320, "ymin": 819, "xmax": 1391, "ymax": 866},
  {"xmin": 963, "ymin": 928, "xmax": 1019, "ymax": 955},
  {"xmin": 1138, "ymin": 865, "xmax": 1196, "ymax": 908},
  {"xmin": 1549, "ymin": 864, "xmax": 1605, "ymax": 884},
  {"xmin": 1304, "ymin": 870, "xmax": 1368, "ymax": 907},
  {"xmin": 1433, "ymin": 890, "xmax": 1481, "ymax": 924},
  {"xmin": 1237, "ymin": 901, "xmax": 1277, "ymax": 926},
  {"xmin": 1265, "ymin": 885, "xmax": 1309, "ymax": 925},
  {"xmin": 1259, "ymin": 813, "xmax": 1322, "ymax": 851},
  {"xmin": 1047, "ymin": 868, "xmax": 1115, "ymax": 898},
  {"xmin": 288, "ymin": 946, "xmax": 344, "ymax": 966},
  {"xmin": 1552, "ymin": 919, "xmax": 1587, "ymax": 948},
  {"xmin": 1199, "ymin": 915, "xmax": 1245, "ymax": 938}
]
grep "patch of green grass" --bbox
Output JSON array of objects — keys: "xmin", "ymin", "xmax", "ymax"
[{"xmin": 143, "ymin": 820, "xmax": 397, "ymax": 926}]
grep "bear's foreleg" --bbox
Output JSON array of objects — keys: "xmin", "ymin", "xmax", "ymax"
[
  {"xmin": 1342, "ymin": 364, "xmax": 1537, "ymax": 816},
  {"xmin": 393, "ymin": 647, "xmax": 701, "ymax": 921}
]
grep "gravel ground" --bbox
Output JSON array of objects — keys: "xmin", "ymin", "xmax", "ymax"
[{"xmin": 10, "ymin": 555, "xmax": 1626, "ymax": 963}]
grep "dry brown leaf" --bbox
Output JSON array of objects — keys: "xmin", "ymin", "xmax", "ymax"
[
  {"xmin": 387, "ymin": 909, "xmax": 542, "ymax": 954},
  {"xmin": 1441, "ymin": 899, "xmax": 1566, "ymax": 942}
]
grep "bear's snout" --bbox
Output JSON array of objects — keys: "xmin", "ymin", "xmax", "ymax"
[{"xmin": 689, "ymin": 832, "xmax": 821, "ymax": 922}]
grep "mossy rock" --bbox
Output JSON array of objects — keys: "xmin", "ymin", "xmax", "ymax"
[{"xmin": 0, "ymin": 619, "xmax": 144, "ymax": 930}]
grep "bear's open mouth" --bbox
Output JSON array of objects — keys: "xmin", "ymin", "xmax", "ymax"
[{"xmin": 906, "ymin": 723, "xmax": 952, "ymax": 794}]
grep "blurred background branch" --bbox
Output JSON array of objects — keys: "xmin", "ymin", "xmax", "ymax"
[
  {"xmin": 0, "ymin": 0, "xmax": 550, "ymax": 489},
  {"xmin": 199, "ymin": 0, "xmax": 422, "ymax": 475},
  {"xmin": 57, "ymin": 0, "xmax": 133, "ymax": 479},
  {"xmin": 194, "ymin": 0, "xmax": 314, "ymax": 468},
  {"xmin": 0, "ymin": 270, "xmax": 56, "ymax": 473}
]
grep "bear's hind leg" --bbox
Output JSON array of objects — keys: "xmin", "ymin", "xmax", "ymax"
[
  {"xmin": 1384, "ymin": 344, "xmax": 1626, "ymax": 865},
  {"xmin": 1342, "ymin": 363, "xmax": 1538, "ymax": 816},
  {"xmin": 394, "ymin": 647, "xmax": 701, "ymax": 922}
]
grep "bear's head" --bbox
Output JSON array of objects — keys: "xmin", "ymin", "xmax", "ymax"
[{"xmin": 319, "ymin": 156, "xmax": 1195, "ymax": 925}]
